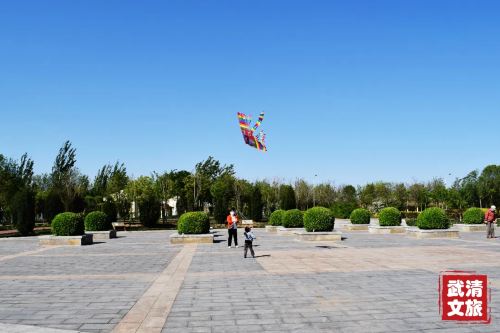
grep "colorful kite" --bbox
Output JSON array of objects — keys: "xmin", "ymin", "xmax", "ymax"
[{"xmin": 237, "ymin": 112, "xmax": 267, "ymax": 152}]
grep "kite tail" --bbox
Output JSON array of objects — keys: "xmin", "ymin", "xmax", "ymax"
[{"xmin": 252, "ymin": 112, "xmax": 265, "ymax": 131}]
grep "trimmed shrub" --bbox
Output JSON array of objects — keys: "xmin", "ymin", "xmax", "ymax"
[
  {"xmin": 350, "ymin": 208, "xmax": 371, "ymax": 225},
  {"xmin": 462, "ymin": 208, "xmax": 484, "ymax": 225},
  {"xmin": 304, "ymin": 207, "xmax": 335, "ymax": 232},
  {"xmin": 282, "ymin": 209, "xmax": 304, "ymax": 228},
  {"xmin": 51, "ymin": 212, "xmax": 84, "ymax": 236},
  {"xmin": 379, "ymin": 207, "xmax": 401, "ymax": 226},
  {"xmin": 417, "ymin": 207, "xmax": 449, "ymax": 230},
  {"xmin": 269, "ymin": 210, "xmax": 285, "ymax": 226},
  {"xmin": 177, "ymin": 211, "xmax": 210, "ymax": 234},
  {"xmin": 84, "ymin": 211, "xmax": 110, "ymax": 231},
  {"xmin": 405, "ymin": 218, "xmax": 417, "ymax": 227}
]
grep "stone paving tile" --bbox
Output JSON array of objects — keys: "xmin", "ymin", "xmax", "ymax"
[
  {"xmin": 0, "ymin": 238, "xmax": 41, "ymax": 256},
  {"xmin": 2, "ymin": 229, "xmax": 500, "ymax": 332},
  {"xmin": 0, "ymin": 231, "xmax": 179, "ymax": 332},
  {"xmin": 163, "ymin": 228, "xmax": 500, "ymax": 333}
]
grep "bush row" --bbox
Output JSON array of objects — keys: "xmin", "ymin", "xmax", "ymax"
[
  {"xmin": 51, "ymin": 210, "xmax": 112, "ymax": 236},
  {"xmin": 268, "ymin": 207, "xmax": 335, "ymax": 232}
]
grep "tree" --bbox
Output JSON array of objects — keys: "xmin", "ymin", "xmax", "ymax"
[
  {"xmin": 51, "ymin": 141, "xmax": 79, "ymax": 211},
  {"xmin": 359, "ymin": 183, "xmax": 376, "ymax": 209},
  {"xmin": 427, "ymin": 178, "xmax": 448, "ymax": 209},
  {"xmin": 460, "ymin": 171, "xmax": 480, "ymax": 207},
  {"xmin": 233, "ymin": 179, "xmax": 252, "ymax": 216},
  {"xmin": 154, "ymin": 171, "xmax": 175, "ymax": 222},
  {"xmin": 107, "ymin": 162, "xmax": 129, "ymax": 195},
  {"xmin": 170, "ymin": 170, "xmax": 191, "ymax": 215},
  {"xmin": 138, "ymin": 192, "xmax": 160, "ymax": 227},
  {"xmin": 125, "ymin": 176, "xmax": 158, "ymax": 223},
  {"xmin": 374, "ymin": 182, "xmax": 392, "ymax": 207},
  {"xmin": 331, "ymin": 185, "xmax": 358, "ymax": 218},
  {"xmin": 279, "ymin": 185, "xmax": 296, "ymax": 210},
  {"xmin": 210, "ymin": 174, "xmax": 235, "ymax": 224},
  {"xmin": 408, "ymin": 183, "xmax": 429, "ymax": 211},
  {"xmin": 255, "ymin": 180, "xmax": 277, "ymax": 218},
  {"xmin": 0, "ymin": 153, "xmax": 36, "ymax": 234},
  {"xmin": 12, "ymin": 187, "xmax": 36, "ymax": 235},
  {"xmin": 193, "ymin": 156, "xmax": 234, "ymax": 210},
  {"xmin": 93, "ymin": 162, "xmax": 128, "ymax": 197},
  {"xmin": 294, "ymin": 179, "xmax": 312, "ymax": 210},
  {"xmin": 478, "ymin": 165, "xmax": 500, "ymax": 207},
  {"xmin": 314, "ymin": 183, "xmax": 336, "ymax": 208},
  {"xmin": 393, "ymin": 183, "xmax": 408, "ymax": 211},
  {"xmin": 249, "ymin": 186, "xmax": 263, "ymax": 221}
]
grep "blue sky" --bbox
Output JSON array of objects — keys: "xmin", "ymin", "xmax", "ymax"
[{"xmin": 1, "ymin": 0, "xmax": 499, "ymax": 185}]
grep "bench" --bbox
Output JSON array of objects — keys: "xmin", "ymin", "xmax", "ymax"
[
  {"xmin": 242, "ymin": 220, "xmax": 254, "ymax": 227},
  {"xmin": 112, "ymin": 222, "xmax": 127, "ymax": 231}
]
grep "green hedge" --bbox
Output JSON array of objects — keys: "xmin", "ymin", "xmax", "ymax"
[
  {"xmin": 51, "ymin": 212, "xmax": 84, "ymax": 236},
  {"xmin": 379, "ymin": 207, "xmax": 401, "ymax": 226},
  {"xmin": 417, "ymin": 207, "xmax": 449, "ymax": 230},
  {"xmin": 269, "ymin": 210, "xmax": 285, "ymax": 226},
  {"xmin": 350, "ymin": 208, "xmax": 371, "ymax": 225},
  {"xmin": 462, "ymin": 207, "xmax": 484, "ymax": 225},
  {"xmin": 282, "ymin": 209, "xmax": 304, "ymax": 228},
  {"xmin": 177, "ymin": 211, "xmax": 210, "ymax": 234},
  {"xmin": 84, "ymin": 211, "xmax": 110, "ymax": 231},
  {"xmin": 304, "ymin": 207, "xmax": 335, "ymax": 232}
]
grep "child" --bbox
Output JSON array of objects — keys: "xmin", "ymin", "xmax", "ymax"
[{"xmin": 243, "ymin": 226, "xmax": 256, "ymax": 258}]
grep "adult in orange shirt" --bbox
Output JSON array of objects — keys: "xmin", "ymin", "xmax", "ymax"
[
  {"xmin": 485, "ymin": 205, "xmax": 496, "ymax": 239},
  {"xmin": 227, "ymin": 208, "xmax": 239, "ymax": 248}
]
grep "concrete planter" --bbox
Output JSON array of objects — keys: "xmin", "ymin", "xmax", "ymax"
[
  {"xmin": 369, "ymin": 226, "xmax": 406, "ymax": 234},
  {"xmin": 170, "ymin": 233, "xmax": 214, "ymax": 244},
  {"xmin": 345, "ymin": 224, "xmax": 369, "ymax": 231},
  {"xmin": 453, "ymin": 224, "xmax": 487, "ymax": 232},
  {"xmin": 406, "ymin": 228, "xmax": 459, "ymax": 239},
  {"xmin": 277, "ymin": 227, "xmax": 305, "ymax": 236},
  {"xmin": 294, "ymin": 231, "xmax": 342, "ymax": 242},
  {"xmin": 86, "ymin": 230, "xmax": 117, "ymax": 240},
  {"xmin": 39, "ymin": 234, "xmax": 93, "ymax": 246},
  {"xmin": 265, "ymin": 225, "xmax": 278, "ymax": 233}
]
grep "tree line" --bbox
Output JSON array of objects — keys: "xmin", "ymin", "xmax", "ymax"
[{"xmin": 1, "ymin": 141, "xmax": 499, "ymax": 235}]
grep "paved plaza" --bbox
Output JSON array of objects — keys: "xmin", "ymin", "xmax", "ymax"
[{"xmin": 0, "ymin": 224, "xmax": 499, "ymax": 333}]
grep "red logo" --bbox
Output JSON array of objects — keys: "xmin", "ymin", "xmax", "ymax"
[{"xmin": 439, "ymin": 271, "xmax": 490, "ymax": 323}]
